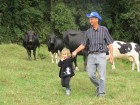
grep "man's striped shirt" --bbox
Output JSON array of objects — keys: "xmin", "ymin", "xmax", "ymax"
[{"xmin": 82, "ymin": 25, "xmax": 114, "ymax": 52}]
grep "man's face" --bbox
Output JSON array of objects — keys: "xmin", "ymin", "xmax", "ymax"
[{"xmin": 89, "ymin": 17, "xmax": 98, "ymax": 25}]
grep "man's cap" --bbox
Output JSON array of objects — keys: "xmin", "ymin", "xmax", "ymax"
[{"xmin": 86, "ymin": 12, "xmax": 102, "ymax": 21}]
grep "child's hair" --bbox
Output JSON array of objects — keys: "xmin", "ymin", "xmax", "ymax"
[{"xmin": 61, "ymin": 48, "xmax": 71, "ymax": 58}]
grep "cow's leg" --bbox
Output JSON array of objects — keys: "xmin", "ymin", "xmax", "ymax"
[
  {"xmin": 112, "ymin": 61, "xmax": 116, "ymax": 70},
  {"xmin": 134, "ymin": 58, "xmax": 139, "ymax": 72},
  {"xmin": 33, "ymin": 48, "xmax": 36, "ymax": 60},
  {"xmin": 55, "ymin": 53, "xmax": 58, "ymax": 64},
  {"xmin": 132, "ymin": 61, "xmax": 135, "ymax": 71},
  {"xmin": 131, "ymin": 55, "xmax": 139, "ymax": 72},
  {"xmin": 50, "ymin": 52, "xmax": 54, "ymax": 63},
  {"xmin": 58, "ymin": 50, "xmax": 60, "ymax": 61},
  {"xmin": 128, "ymin": 56, "xmax": 135, "ymax": 71},
  {"xmin": 56, "ymin": 50, "xmax": 60, "ymax": 63},
  {"xmin": 74, "ymin": 56, "xmax": 79, "ymax": 71},
  {"xmin": 107, "ymin": 54, "xmax": 116, "ymax": 70},
  {"xmin": 83, "ymin": 52, "xmax": 88, "ymax": 71},
  {"xmin": 27, "ymin": 49, "xmax": 31, "ymax": 60},
  {"xmin": 106, "ymin": 54, "xmax": 115, "ymax": 69}
]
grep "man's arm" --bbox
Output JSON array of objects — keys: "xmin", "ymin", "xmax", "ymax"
[
  {"xmin": 108, "ymin": 44, "xmax": 113, "ymax": 64},
  {"xmin": 72, "ymin": 44, "xmax": 85, "ymax": 57}
]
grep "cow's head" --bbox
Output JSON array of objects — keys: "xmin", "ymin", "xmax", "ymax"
[
  {"xmin": 25, "ymin": 30, "xmax": 36, "ymax": 43},
  {"xmin": 47, "ymin": 34, "xmax": 58, "ymax": 49}
]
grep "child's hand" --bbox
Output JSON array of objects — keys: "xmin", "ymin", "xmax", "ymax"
[
  {"xmin": 61, "ymin": 57, "xmax": 65, "ymax": 61},
  {"xmin": 61, "ymin": 58, "xmax": 64, "ymax": 61}
]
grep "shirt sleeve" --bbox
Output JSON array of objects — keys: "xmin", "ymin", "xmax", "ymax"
[
  {"xmin": 58, "ymin": 60, "xmax": 63, "ymax": 67},
  {"xmin": 104, "ymin": 27, "xmax": 114, "ymax": 45},
  {"xmin": 69, "ymin": 57, "xmax": 74, "ymax": 62},
  {"xmin": 81, "ymin": 31, "xmax": 88, "ymax": 46}
]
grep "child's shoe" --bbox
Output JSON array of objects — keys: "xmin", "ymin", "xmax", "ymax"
[{"xmin": 66, "ymin": 89, "xmax": 71, "ymax": 96}]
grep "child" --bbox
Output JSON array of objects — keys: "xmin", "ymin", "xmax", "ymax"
[{"xmin": 58, "ymin": 48, "xmax": 75, "ymax": 96}]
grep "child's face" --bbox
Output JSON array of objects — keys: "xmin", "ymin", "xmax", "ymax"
[{"xmin": 62, "ymin": 53, "xmax": 68, "ymax": 59}]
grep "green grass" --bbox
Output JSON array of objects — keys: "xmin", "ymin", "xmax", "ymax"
[{"xmin": 0, "ymin": 44, "xmax": 140, "ymax": 105}]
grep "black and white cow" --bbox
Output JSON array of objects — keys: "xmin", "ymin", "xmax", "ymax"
[
  {"xmin": 47, "ymin": 34, "xmax": 64, "ymax": 63},
  {"xmin": 63, "ymin": 30, "xmax": 88, "ymax": 71},
  {"xmin": 23, "ymin": 30, "xmax": 40, "ymax": 60},
  {"xmin": 107, "ymin": 41, "xmax": 140, "ymax": 72}
]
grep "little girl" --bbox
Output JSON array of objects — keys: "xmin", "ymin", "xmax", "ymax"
[{"xmin": 58, "ymin": 48, "xmax": 75, "ymax": 95}]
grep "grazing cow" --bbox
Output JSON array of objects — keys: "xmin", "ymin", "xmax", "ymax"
[
  {"xmin": 23, "ymin": 30, "xmax": 40, "ymax": 60},
  {"xmin": 47, "ymin": 34, "xmax": 64, "ymax": 63},
  {"xmin": 63, "ymin": 30, "xmax": 88, "ymax": 71},
  {"xmin": 107, "ymin": 41, "xmax": 140, "ymax": 72}
]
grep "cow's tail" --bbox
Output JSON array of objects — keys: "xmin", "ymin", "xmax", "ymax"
[
  {"xmin": 37, "ymin": 45, "xmax": 40, "ymax": 55},
  {"xmin": 138, "ymin": 45, "xmax": 140, "ymax": 61},
  {"xmin": 139, "ymin": 50, "xmax": 140, "ymax": 61}
]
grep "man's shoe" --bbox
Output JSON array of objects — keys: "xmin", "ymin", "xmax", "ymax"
[{"xmin": 98, "ymin": 93, "xmax": 105, "ymax": 97}]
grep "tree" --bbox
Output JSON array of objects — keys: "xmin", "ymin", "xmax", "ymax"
[
  {"xmin": 108, "ymin": 0, "xmax": 140, "ymax": 43},
  {"xmin": 0, "ymin": 0, "xmax": 50, "ymax": 43},
  {"xmin": 50, "ymin": 2, "xmax": 78, "ymax": 36},
  {"xmin": 120, "ymin": 0, "xmax": 140, "ymax": 43},
  {"xmin": 0, "ymin": 0, "xmax": 139, "ymax": 44}
]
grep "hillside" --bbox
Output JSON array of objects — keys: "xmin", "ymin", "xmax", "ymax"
[{"xmin": 0, "ymin": 44, "xmax": 140, "ymax": 105}]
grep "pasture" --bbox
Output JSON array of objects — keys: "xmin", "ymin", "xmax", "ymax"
[{"xmin": 0, "ymin": 44, "xmax": 140, "ymax": 105}]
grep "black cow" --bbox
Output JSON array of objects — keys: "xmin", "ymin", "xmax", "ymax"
[
  {"xmin": 47, "ymin": 34, "xmax": 64, "ymax": 63},
  {"xmin": 23, "ymin": 30, "xmax": 40, "ymax": 60},
  {"xmin": 63, "ymin": 30, "xmax": 88, "ymax": 71}
]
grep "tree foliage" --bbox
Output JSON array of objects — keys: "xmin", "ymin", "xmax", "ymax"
[
  {"xmin": 51, "ymin": 2, "xmax": 78, "ymax": 36},
  {"xmin": 0, "ymin": 0, "xmax": 140, "ymax": 44},
  {"xmin": 0, "ymin": 0, "xmax": 50, "ymax": 43},
  {"xmin": 108, "ymin": 0, "xmax": 140, "ymax": 43}
]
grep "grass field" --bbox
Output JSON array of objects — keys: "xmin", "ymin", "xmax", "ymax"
[{"xmin": 0, "ymin": 44, "xmax": 140, "ymax": 105}]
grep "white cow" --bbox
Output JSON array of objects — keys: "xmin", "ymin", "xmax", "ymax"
[
  {"xmin": 47, "ymin": 34, "xmax": 64, "ymax": 63},
  {"xmin": 107, "ymin": 41, "xmax": 140, "ymax": 72}
]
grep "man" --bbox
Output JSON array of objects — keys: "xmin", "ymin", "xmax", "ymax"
[{"xmin": 72, "ymin": 11, "xmax": 114, "ymax": 97}]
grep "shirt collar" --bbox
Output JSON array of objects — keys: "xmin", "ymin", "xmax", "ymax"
[{"xmin": 92, "ymin": 25, "xmax": 101, "ymax": 32}]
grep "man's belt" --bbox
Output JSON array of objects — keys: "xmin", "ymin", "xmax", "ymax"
[{"xmin": 88, "ymin": 51, "xmax": 105, "ymax": 54}]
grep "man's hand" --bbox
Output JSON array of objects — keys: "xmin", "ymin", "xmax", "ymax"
[
  {"xmin": 108, "ymin": 44, "xmax": 113, "ymax": 64},
  {"xmin": 72, "ymin": 44, "xmax": 85, "ymax": 58},
  {"xmin": 72, "ymin": 50, "xmax": 77, "ymax": 58},
  {"xmin": 109, "ymin": 54, "xmax": 114, "ymax": 64}
]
